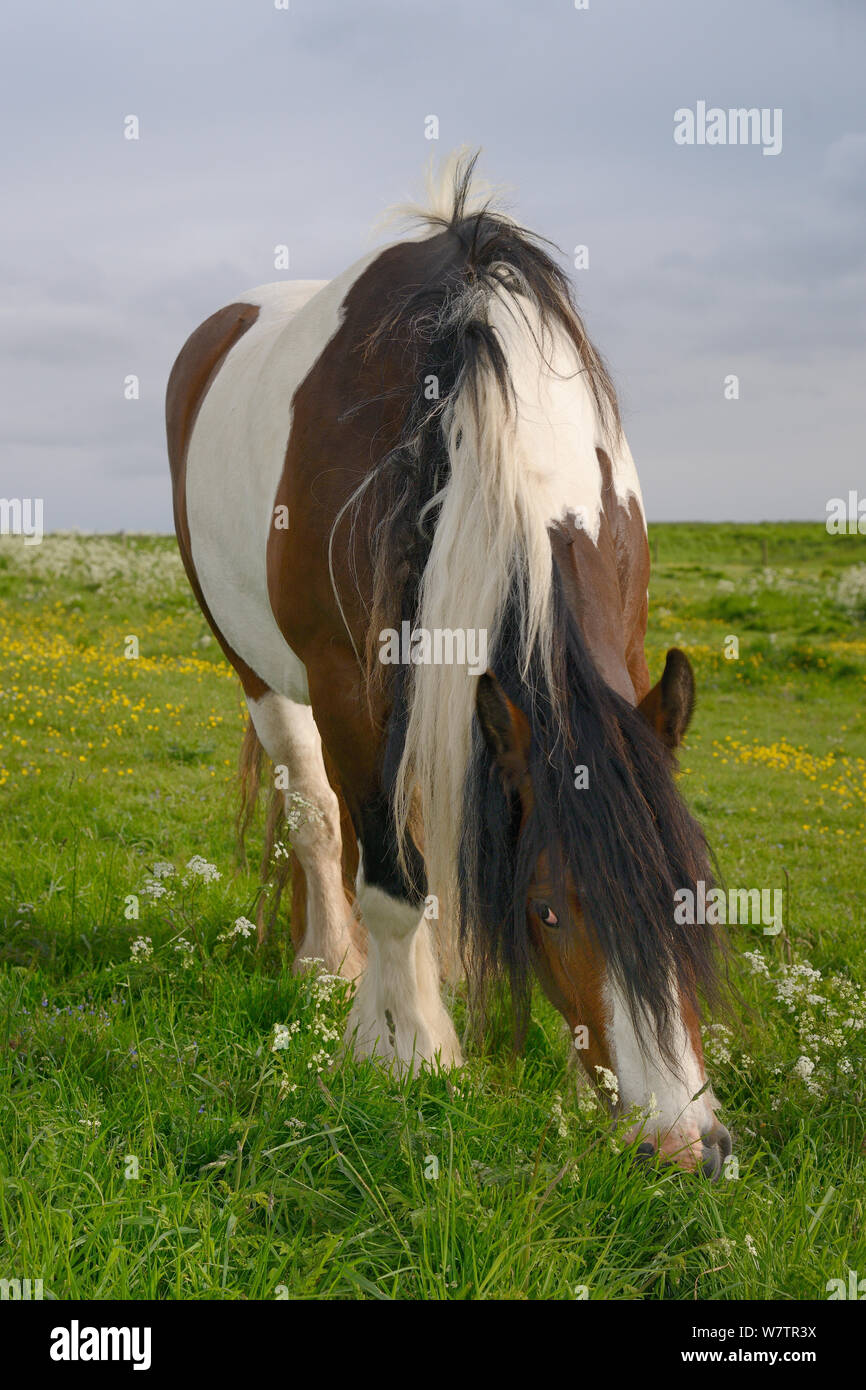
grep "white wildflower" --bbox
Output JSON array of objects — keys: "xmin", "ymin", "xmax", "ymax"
[
  {"xmin": 311, "ymin": 972, "xmax": 342, "ymax": 1006},
  {"xmin": 792, "ymin": 1054, "xmax": 824, "ymax": 1095},
  {"xmin": 271, "ymin": 1020, "xmax": 300, "ymax": 1052},
  {"xmin": 184, "ymin": 855, "xmax": 221, "ymax": 884},
  {"xmin": 836, "ymin": 564, "xmax": 866, "ymax": 617},
  {"xmin": 595, "ymin": 1066, "xmax": 619, "ymax": 1105},
  {"xmin": 285, "ymin": 794, "xmax": 324, "ymax": 834},
  {"xmin": 742, "ymin": 950, "xmax": 770, "ymax": 977},
  {"xmin": 576, "ymin": 1089, "xmax": 598, "ymax": 1117},
  {"xmin": 173, "ymin": 938, "xmax": 195, "ymax": 969},
  {"xmin": 703, "ymin": 1022, "xmax": 733, "ymax": 1067},
  {"xmin": 644, "ymin": 1091, "xmax": 661, "ymax": 1122},
  {"xmin": 551, "ymin": 1093, "xmax": 568, "ymax": 1139}
]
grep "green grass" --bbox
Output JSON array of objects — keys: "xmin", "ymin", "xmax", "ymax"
[{"xmin": 1, "ymin": 524, "xmax": 865, "ymax": 1300}]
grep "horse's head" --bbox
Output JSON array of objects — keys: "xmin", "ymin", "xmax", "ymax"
[{"xmin": 473, "ymin": 650, "xmax": 731, "ymax": 1179}]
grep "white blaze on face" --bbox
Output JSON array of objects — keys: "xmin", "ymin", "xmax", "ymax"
[{"xmin": 605, "ymin": 976, "xmax": 715, "ymax": 1166}]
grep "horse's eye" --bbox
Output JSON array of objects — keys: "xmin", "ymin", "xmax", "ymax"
[{"xmin": 531, "ymin": 899, "xmax": 559, "ymax": 928}]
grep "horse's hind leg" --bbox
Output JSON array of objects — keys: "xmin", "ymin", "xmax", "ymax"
[{"xmin": 246, "ymin": 690, "xmax": 365, "ymax": 979}]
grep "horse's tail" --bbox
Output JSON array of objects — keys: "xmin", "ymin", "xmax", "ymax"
[{"xmin": 236, "ymin": 715, "xmax": 265, "ymax": 864}]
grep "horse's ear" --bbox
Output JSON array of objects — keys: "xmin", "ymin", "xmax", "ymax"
[
  {"xmin": 638, "ymin": 647, "xmax": 695, "ymax": 750},
  {"xmin": 475, "ymin": 671, "xmax": 532, "ymax": 790}
]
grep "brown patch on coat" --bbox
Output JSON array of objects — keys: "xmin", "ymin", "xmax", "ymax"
[{"xmin": 549, "ymin": 449, "xmax": 650, "ymax": 707}]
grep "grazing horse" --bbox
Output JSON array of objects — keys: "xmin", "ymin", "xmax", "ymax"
[{"xmin": 166, "ymin": 154, "xmax": 731, "ymax": 1176}]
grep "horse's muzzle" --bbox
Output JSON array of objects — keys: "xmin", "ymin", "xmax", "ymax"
[{"xmin": 636, "ymin": 1120, "xmax": 733, "ymax": 1181}]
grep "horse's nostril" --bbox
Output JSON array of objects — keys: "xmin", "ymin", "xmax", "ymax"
[
  {"xmin": 701, "ymin": 1142, "xmax": 722, "ymax": 1181},
  {"xmin": 636, "ymin": 1141, "xmax": 656, "ymax": 1158},
  {"xmin": 699, "ymin": 1119, "xmax": 733, "ymax": 1182},
  {"xmin": 702, "ymin": 1122, "xmax": 733, "ymax": 1164}
]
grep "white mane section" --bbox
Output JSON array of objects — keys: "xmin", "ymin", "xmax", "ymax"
[
  {"xmin": 393, "ymin": 285, "xmax": 624, "ymax": 965},
  {"xmin": 378, "ymin": 145, "xmax": 511, "ymax": 237}
]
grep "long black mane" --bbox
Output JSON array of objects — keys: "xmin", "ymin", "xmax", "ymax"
[{"xmin": 459, "ymin": 566, "xmax": 721, "ymax": 1061}]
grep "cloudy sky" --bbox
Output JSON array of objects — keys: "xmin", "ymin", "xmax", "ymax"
[{"xmin": 2, "ymin": 0, "xmax": 864, "ymax": 530}]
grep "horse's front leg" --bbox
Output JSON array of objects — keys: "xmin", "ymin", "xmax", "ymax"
[
  {"xmin": 308, "ymin": 661, "xmax": 462, "ymax": 1073},
  {"xmin": 347, "ymin": 795, "xmax": 462, "ymax": 1071}
]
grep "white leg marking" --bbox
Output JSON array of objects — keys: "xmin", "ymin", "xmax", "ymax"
[
  {"xmin": 247, "ymin": 691, "xmax": 363, "ymax": 980},
  {"xmin": 347, "ymin": 882, "xmax": 462, "ymax": 1071}
]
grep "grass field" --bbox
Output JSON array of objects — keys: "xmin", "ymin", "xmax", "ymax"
[{"xmin": 1, "ymin": 523, "xmax": 865, "ymax": 1301}]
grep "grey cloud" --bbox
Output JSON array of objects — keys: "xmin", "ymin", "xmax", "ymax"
[{"xmin": 0, "ymin": 0, "xmax": 864, "ymax": 527}]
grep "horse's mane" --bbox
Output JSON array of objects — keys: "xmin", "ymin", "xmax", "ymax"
[
  {"xmin": 357, "ymin": 151, "xmax": 620, "ymax": 683},
  {"xmin": 344, "ymin": 149, "xmax": 720, "ymax": 1057},
  {"xmin": 459, "ymin": 573, "xmax": 721, "ymax": 1056}
]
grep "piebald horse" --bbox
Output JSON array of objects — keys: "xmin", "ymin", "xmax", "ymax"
[{"xmin": 167, "ymin": 155, "xmax": 731, "ymax": 1176}]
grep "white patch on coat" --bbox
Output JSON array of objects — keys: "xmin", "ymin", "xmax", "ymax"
[
  {"xmin": 485, "ymin": 291, "xmax": 643, "ymax": 542},
  {"xmin": 185, "ymin": 258, "xmax": 383, "ymax": 701}
]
